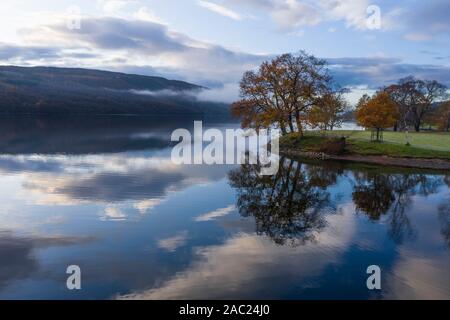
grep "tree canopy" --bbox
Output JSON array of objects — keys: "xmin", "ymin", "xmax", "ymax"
[
  {"xmin": 384, "ymin": 76, "xmax": 447, "ymax": 132},
  {"xmin": 308, "ymin": 91, "xmax": 349, "ymax": 131},
  {"xmin": 356, "ymin": 92, "xmax": 398, "ymax": 141},
  {"xmin": 231, "ymin": 51, "xmax": 335, "ymax": 136}
]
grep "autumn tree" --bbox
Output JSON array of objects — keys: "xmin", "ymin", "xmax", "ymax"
[
  {"xmin": 385, "ymin": 77, "xmax": 447, "ymax": 132},
  {"xmin": 231, "ymin": 51, "xmax": 333, "ymax": 136},
  {"xmin": 356, "ymin": 94, "xmax": 370, "ymax": 109},
  {"xmin": 356, "ymin": 92, "xmax": 398, "ymax": 141},
  {"xmin": 308, "ymin": 91, "xmax": 349, "ymax": 131},
  {"xmin": 430, "ymin": 101, "xmax": 450, "ymax": 132}
]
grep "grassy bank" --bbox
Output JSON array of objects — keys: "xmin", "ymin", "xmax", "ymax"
[
  {"xmin": 313, "ymin": 130, "xmax": 450, "ymax": 151},
  {"xmin": 280, "ymin": 131, "xmax": 450, "ymax": 159}
]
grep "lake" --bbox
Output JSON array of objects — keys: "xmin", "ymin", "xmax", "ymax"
[{"xmin": 0, "ymin": 116, "xmax": 448, "ymax": 299}]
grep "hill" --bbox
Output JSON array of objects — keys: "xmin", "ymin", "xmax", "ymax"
[{"xmin": 0, "ymin": 66, "xmax": 230, "ymax": 116}]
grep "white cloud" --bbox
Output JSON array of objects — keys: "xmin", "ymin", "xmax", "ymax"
[
  {"xmin": 158, "ymin": 231, "xmax": 189, "ymax": 252},
  {"xmin": 224, "ymin": 0, "xmax": 373, "ymax": 31},
  {"xmin": 319, "ymin": 0, "xmax": 370, "ymax": 30},
  {"xmin": 195, "ymin": 205, "xmax": 236, "ymax": 222},
  {"xmin": 129, "ymin": 82, "xmax": 240, "ymax": 104},
  {"xmin": 197, "ymin": 0, "xmax": 243, "ymax": 21},
  {"xmin": 98, "ymin": 0, "xmax": 136, "ymax": 14},
  {"xmin": 17, "ymin": 16, "xmax": 265, "ymax": 86},
  {"xmin": 119, "ymin": 204, "xmax": 357, "ymax": 299},
  {"xmin": 134, "ymin": 198, "xmax": 164, "ymax": 214},
  {"xmin": 343, "ymin": 85, "xmax": 376, "ymax": 106},
  {"xmin": 133, "ymin": 6, "xmax": 166, "ymax": 25},
  {"xmin": 271, "ymin": 0, "xmax": 321, "ymax": 31},
  {"xmin": 4, "ymin": 12, "xmax": 450, "ymax": 89},
  {"xmin": 196, "ymin": 83, "xmax": 240, "ymax": 103},
  {"xmin": 100, "ymin": 206, "xmax": 127, "ymax": 221}
]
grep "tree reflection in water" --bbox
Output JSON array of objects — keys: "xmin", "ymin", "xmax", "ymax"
[
  {"xmin": 351, "ymin": 171, "xmax": 444, "ymax": 243},
  {"xmin": 441, "ymin": 176, "xmax": 450, "ymax": 247},
  {"xmin": 230, "ymin": 158, "xmax": 448, "ymax": 247},
  {"xmin": 228, "ymin": 157, "xmax": 334, "ymax": 246},
  {"xmin": 439, "ymin": 201, "xmax": 450, "ymax": 247}
]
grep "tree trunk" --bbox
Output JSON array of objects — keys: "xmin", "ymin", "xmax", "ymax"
[
  {"xmin": 288, "ymin": 114, "xmax": 294, "ymax": 133},
  {"xmin": 294, "ymin": 110, "xmax": 303, "ymax": 136},
  {"xmin": 414, "ymin": 122, "xmax": 420, "ymax": 132},
  {"xmin": 298, "ymin": 123, "xmax": 303, "ymax": 136}
]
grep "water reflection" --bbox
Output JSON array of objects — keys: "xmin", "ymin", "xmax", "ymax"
[
  {"xmin": 0, "ymin": 116, "xmax": 448, "ymax": 299},
  {"xmin": 230, "ymin": 159, "xmax": 448, "ymax": 248},
  {"xmin": 352, "ymin": 172, "xmax": 445, "ymax": 244},
  {"xmin": 228, "ymin": 158, "xmax": 332, "ymax": 246},
  {"xmin": 439, "ymin": 201, "xmax": 450, "ymax": 247}
]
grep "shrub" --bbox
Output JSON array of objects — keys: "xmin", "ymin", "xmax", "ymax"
[{"xmin": 320, "ymin": 137, "xmax": 346, "ymax": 155}]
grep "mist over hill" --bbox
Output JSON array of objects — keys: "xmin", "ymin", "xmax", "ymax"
[{"xmin": 0, "ymin": 66, "xmax": 231, "ymax": 117}]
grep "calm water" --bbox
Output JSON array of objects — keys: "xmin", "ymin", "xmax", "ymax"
[{"xmin": 0, "ymin": 116, "xmax": 449, "ymax": 300}]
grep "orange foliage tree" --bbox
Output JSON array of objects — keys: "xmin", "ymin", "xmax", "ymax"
[
  {"xmin": 356, "ymin": 92, "xmax": 399, "ymax": 141},
  {"xmin": 308, "ymin": 91, "xmax": 349, "ymax": 131},
  {"xmin": 231, "ymin": 51, "xmax": 333, "ymax": 136},
  {"xmin": 431, "ymin": 101, "xmax": 450, "ymax": 132}
]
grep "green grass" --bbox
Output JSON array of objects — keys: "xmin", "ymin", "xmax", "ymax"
[
  {"xmin": 313, "ymin": 130, "xmax": 450, "ymax": 151},
  {"xmin": 280, "ymin": 131, "xmax": 450, "ymax": 159}
]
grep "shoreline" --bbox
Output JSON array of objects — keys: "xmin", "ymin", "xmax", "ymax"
[{"xmin": 280, "ymin": 148, "xmax": 450, "ymax": 170}]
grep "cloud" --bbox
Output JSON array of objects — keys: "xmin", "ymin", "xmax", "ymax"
[
  {"xmin": 129, "ymin": 89, "xmax": 195, "ymax": 97},
  {"xmin": 97, "ymin": 0, "xmax": 138, "ymax": 15},
  {"xmin": 17, "ymin": 17, "xmax": 265, "ymax": 86},
  {"xmin": 23, "ymin": 17, "xmax": 185, "ymax": 53},
  {"xmin": 0, "ymin": 43, "xmax": 60, "ymax": 61},
  {"xmin": 326, "ymin": 57, "xmax": 450, "ymax": 88},
  {"xmin": 130, "ymin": 83, "xmax": 239, "ymax": 103},
  {"xmin": 224, "ymin": 0, "xmax": 372, "ymax": 31},
  {"xmin": 196, "ymin": 83, "xmax": 240, "ymax": 103},
  {"xmin": 133, "ymin": 7, "xmax": 166, "ymax": 25},
  {"xmin": 198, "ymin": 1, "xmax": 242, "ymax": 20},
  {"xmin": 0, "ymin": 231, "xmax": 94, "ymax": 290},
  {"xmin": 195, "ymin": 205, "xmax": 236, "ymax": 222},
  {"xmin": 133, "ymin": 198, "xmax": 164, "ymax": 214},
  {"xmin": 3, "ymin": 15, "xmax": 450, "ymax": 93},
  {"xmin": 157, "ymin": 231, "xmax": 189, "ymax": 252},
  {"xmin": 119, "ymin": 204, "xmax": 357, "ymax": 299},
  {"xmin": 401, "ymin": 0, "xmax": 450, "ymax": 41},
  {"xmin": 319, "ymin": 0, "xmax": 370, "ymax": 30},
  {"xmin": 382, "ymin": 194, "xmax": 450, "ymax": 299},
  {"xmin": 16, "ymin": 152, "xmax": 231, "ymax": 206},
  {"xmin": 100, "ymin": 206, "xmax": 127, "ymax": 221},
  {"xmin": 343, "ymin": 85, "xmax": 376, "ymax": 106},
  {"xmin": 271, "ymin": 0, "xmax": 321, "ymax": 31}
]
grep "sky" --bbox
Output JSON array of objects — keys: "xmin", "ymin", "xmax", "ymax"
[{"xmin": 0, "ymin": 0, "xmax": 449, "ymax": 104}]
